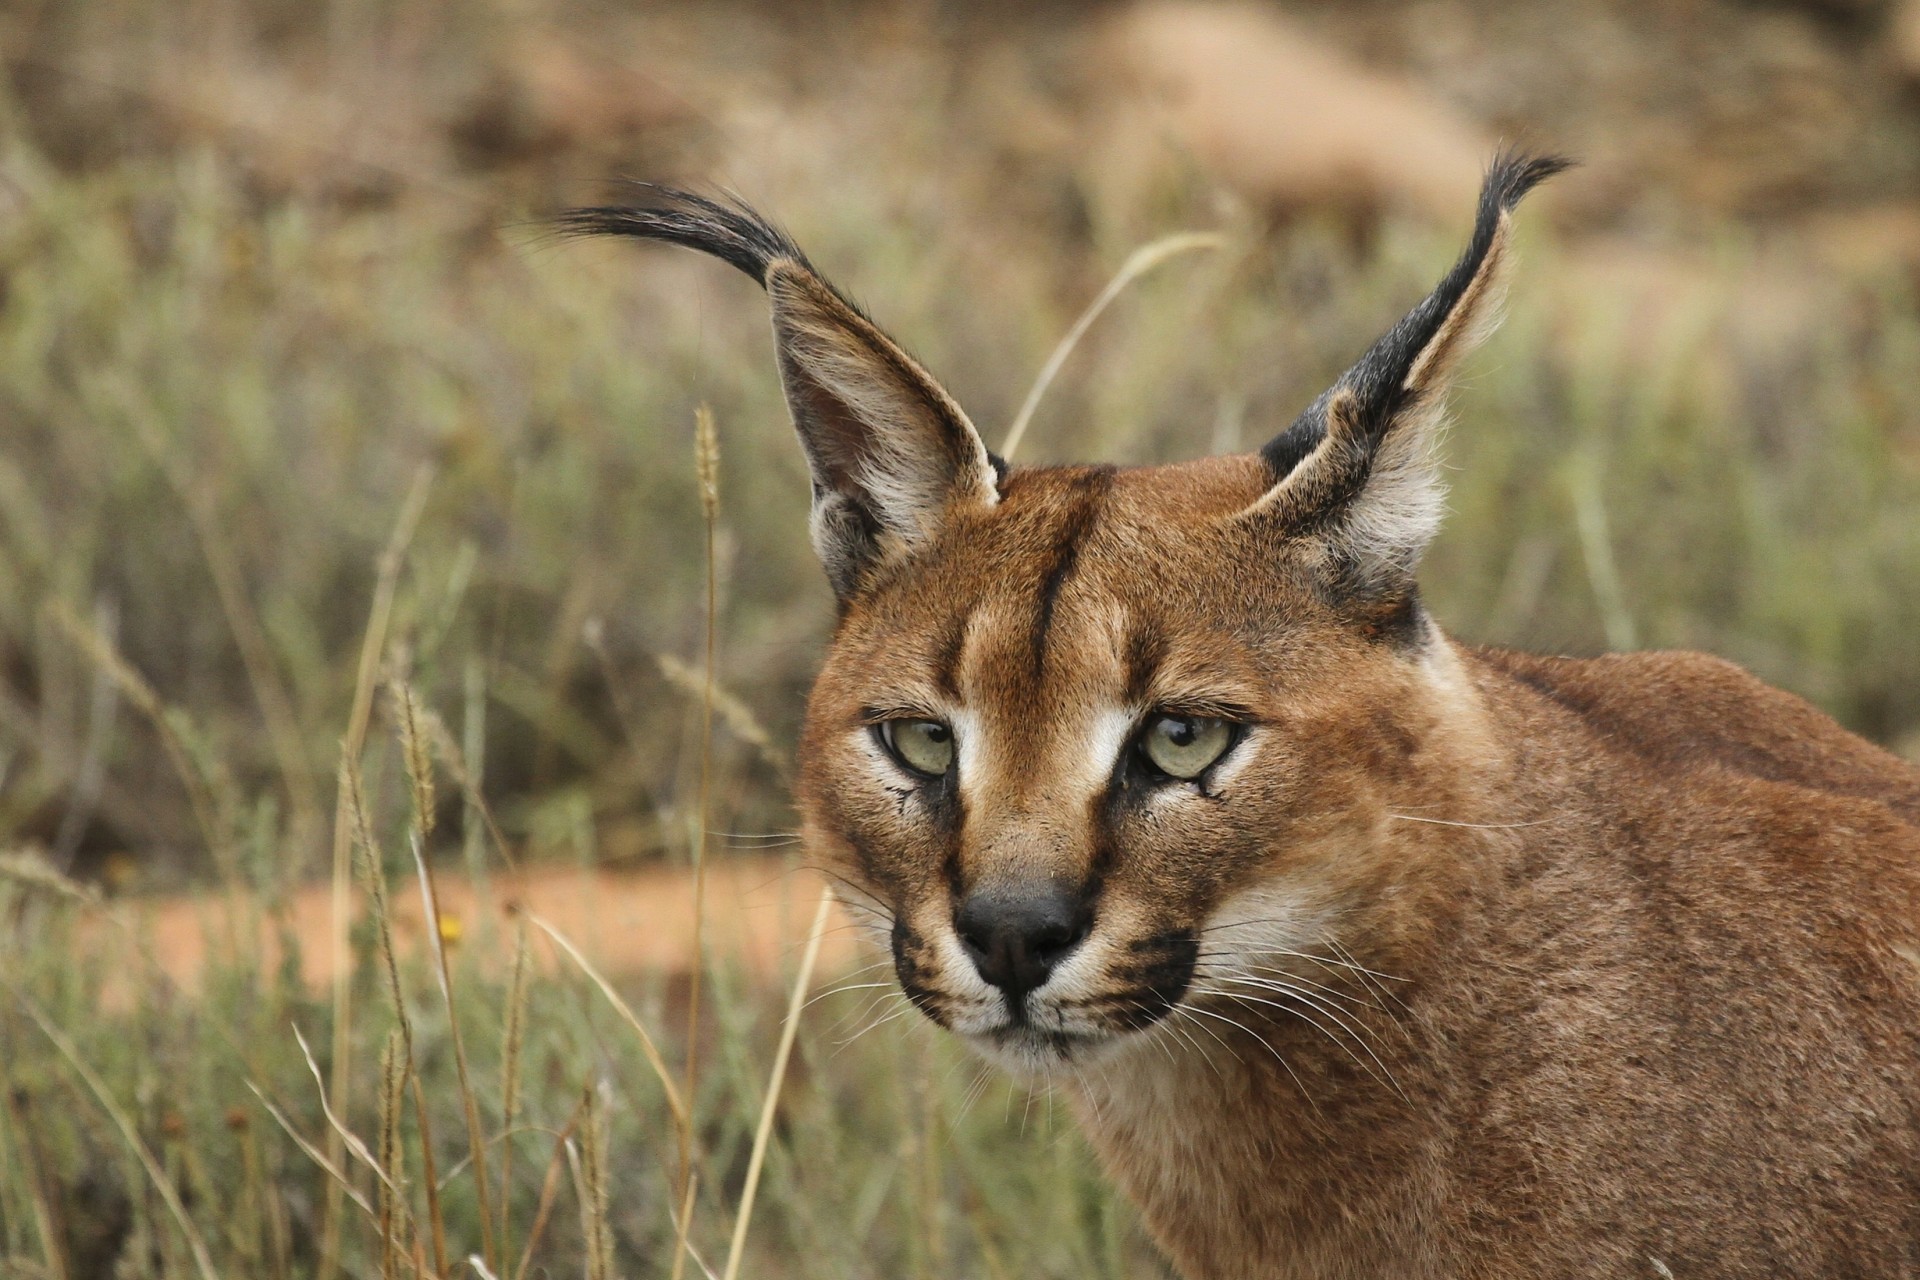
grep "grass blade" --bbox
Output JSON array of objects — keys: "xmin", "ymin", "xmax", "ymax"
[
  {"xmin": 722, "ymin": 886, "xmax": 836, "ymax": 1280},
  {"xmin": 14, "ymin": 992, "xmax": 223, "ymax": 1280},
  {"xmin": 683, "ymin": 402, "xmax": 721, "ymax": 1213},
  {"xmin": 322, "ymin": 465, "xmax": 432, "ymax": 1280},
  {"xmin": 1000, "ymin": 231, "xmax": 1224, "ymax": 462},
  {"xmin": 411, "ymin": 828, "xmax": 498, "ymax": 1271},
  {"xmin": 525, "ymin": 913, "xmax": 691, "ymax": 1171},
  {"xmin": 245, "ymin": 1082, "xmax": 378, "ymax": 1221}
]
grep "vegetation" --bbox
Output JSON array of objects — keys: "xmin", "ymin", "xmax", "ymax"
[{"xmin": 4, "ymin": 0, "xmax": 1920, "ymax": 1275}]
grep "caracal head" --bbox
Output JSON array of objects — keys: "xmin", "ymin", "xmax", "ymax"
[{"xmin": 565, "ymin": 152, "xmax": 1568, "ymax": 1076}]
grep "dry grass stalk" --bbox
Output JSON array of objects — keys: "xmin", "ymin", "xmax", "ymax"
[
  {"xmin": 578, "ymin": 1086, "xmax": 616, "ymax": 1280},
  {"xmin": 390, "ymin": 678, "xmax": 439, "ymax": 843},
  {"xmin": 15, "ymin": 993, "xmax": 223, "ymax": 1280},
  {"xmin": 1000, "ymin": 231, "xmax": 1226, "ymax": 462},
  {"xmin": 0, "ymin": 1075, "xmax": 72, "ymax": 1280},
  {"xmin": 417, "ymin": 700, "xmax": 520, "ymax": 873},
  {"xmin": 343, "ymin": 793, "xmax": 440, "ymax": 1273},
  {"xmin": 235, "ymin": 1106, "xmax": 291, "ymax": 1280},
  {"xmin": 343, "ymin": 758, "xmax": 414, "ymax": 1059},
  {"xmin": 669, "ymin": 1170, "xmax": 699, "ymax": 1280},
  {"xmin": 499, "ymin": 924, "xmax": 532, "ymax": 1267},
  {"xmin": 683, "ymin": 402, "xmax": 721, "ymax": 1212},
  {"xmin": 0, "ymin": 847, "xmax": 99, "ymax": 906},
  {"xmin": 525, "ymin": 913, "xmax": 692, "ymax": 1182},
  {"xmin": 45, "ymin": 599, "xmax": 234, "ymax": 883},
  {"xmin": 244, "ymin": 1081, "xmax": 377, "ymax": 1220},
  {"xmin": 409, "ymin": 1072, "xmax": 452, "ymax": 1278},
  {"xmin": 377, "ymin": 1028, "xmax": 412, "ymax": 1279},
  {"xmin": 322, "ymin": 464, "xmax": 432, "ymax": 1280},
  {"xmin": 512, "ymin": 1094, "xmax": 586, "ymax": 1280},
  {"xmin": 721, "ymin": 886, "xmax": 837, "ymax": 1280},
  {"xmin": 653, "ymin": 654, "xmax": 788, "ymax": 781},
  {"xmin": 292, "ymin": 1023, "xmax": 398, "ymax": 1195},
  {"xmin": 410, "ymin": 828, "xmax": 499, "ymax": 1272}
]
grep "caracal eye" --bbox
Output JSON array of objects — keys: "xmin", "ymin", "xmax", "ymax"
[
  {"xmin": 1141, "ymin": 714, "xmax": 1233, "ymax": 780},
  {"xmin": 880, "ymin": 719, "xmax": 954, "ymax": 778}
]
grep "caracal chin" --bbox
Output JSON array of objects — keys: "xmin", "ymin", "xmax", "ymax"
[{"xmin": 566, "ymin": 153, "xmax": 1920, "ymax": 1279}]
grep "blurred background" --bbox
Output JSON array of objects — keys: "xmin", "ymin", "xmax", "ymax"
[
  {"xmin": 5, "ymin": 1, "xmax": 1920, "ymax": 1275},
  {"xmin": 7, "ymin": 0, "xmax": 1920, "ymax": 888}
]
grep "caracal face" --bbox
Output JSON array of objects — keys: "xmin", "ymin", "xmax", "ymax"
[
  {"xmin": 797, "ymin": 455, "xmax": 1452, "ymax": 1078},
  {"xmin": 561, "ymin": 154, "xmax": 1565, "ymax": 1077}
]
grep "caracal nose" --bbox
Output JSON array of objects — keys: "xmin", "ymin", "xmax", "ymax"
[{"xmin": 954, "ymin": 883, "xmax": 1092, "ymax": 1000}]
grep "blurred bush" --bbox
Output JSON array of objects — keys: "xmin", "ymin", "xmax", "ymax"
[{"xmin": 2, "ymin": 0, "xmax": 1919, "ymax": 887}]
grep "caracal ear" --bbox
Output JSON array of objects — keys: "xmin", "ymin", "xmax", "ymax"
[
  {"xmin": 560, "ymin": 190, "xmax": 1002, "ymax": 599},
  {"xmin": 1242, "ymin": 151, "xmax": 1570, "ymax": 618}
]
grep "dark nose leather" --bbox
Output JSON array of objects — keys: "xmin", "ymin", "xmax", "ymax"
[{"xmin": 954, "ymin": 882, "xmax": 1092, "ymax": 1000}]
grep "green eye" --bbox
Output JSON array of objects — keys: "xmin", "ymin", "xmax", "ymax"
[
  {"xmin": 1140, "ymin": 714, "xmax": 1234, "ymax": 780},
  {"xmin": 880, "ymin": 719, "xmax": 954, "ymax": 778}
]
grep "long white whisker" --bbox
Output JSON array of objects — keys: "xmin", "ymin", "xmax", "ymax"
[
  {"xmin": 1178, "ymin": 1003, "xmax": 1321, "ymax": 1115},
  {"xmin": 1385, "ymin": 813, "xmax": 1553, "ymax": 830},
  {"xmin": 1325, "ymin": 937, "xmax": 1413, "ymax": 1014},
  {"xmin": 1155, "ymin": 1009, "xmax": 1223, "ymax": 1080},
  {"xmin": 833, "ymin": 996, "xmax": 917, "ymax": 1053},
  {"xmin": 802, "ymin": 980, "xmax": 897, "ymax": 1012},
  {"xmin": 1194, "ymin": 980, "xmax": 1407, "ymax": 1102},
  {"xmin": 1219, "ymin": 962, "xmax": 1384, "ymax": 1014},
  {"xmin": 822, "ymin": 986, "xmax": 898, "ymax": 1039},
  {"xmin": 1170, "ymin": 1004, "xmax": 1246, "ymax": 1073}
]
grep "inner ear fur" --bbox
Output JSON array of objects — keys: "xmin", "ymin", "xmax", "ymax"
[
  {"xmin": 560, "ymin": 189, "xmax": 1001, "ymax": 599},
  {"xmin": 1243, "ymin": 150, "xmax": 1571, "ymax": 606}
]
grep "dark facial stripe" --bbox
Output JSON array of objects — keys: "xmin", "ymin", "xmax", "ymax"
[
  {"xmin": 1031, "ymin": 467, "xmax": 1116, "ymax": 671},
  {"xmin": 1123, "ymin": 620, "xmax": 1168, "ymax": 707},
  {"xmin": 931, "ymin": 607, "xmax": 971, "ymax": 702}
]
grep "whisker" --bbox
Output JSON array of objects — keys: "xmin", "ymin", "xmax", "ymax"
[
  {"xmin": 1194, "ymin": 934, "xmax": 1411, "ymax": 1028},
  {"xmin": 1170, "ymin": 1004, "xmax": 1244, "ymax": 1073},
  {"xmin": 1152, "ymin": 1005, "xmax": 1222, "ymax": 1079},
  {"xmin": 813, "ymin": 879, "xmax": 892, "ymax": 922},
  {"xmin": 834, "ymin": 1000, "xmax": 917, "ymax": 1054},
  {"xmin": 801, "ymin": 979, "xmax": 896, "ymax": 1012},
  {"xmin": 1385, "ymin": 813, "xmax": 1553, "ymax": 831},
  {"xmin": 1325, "ymin": 937, "xmax": 1414, "ymax": 1014},
  {"xmin": 1206, "ymin": 958, "xmax": 1384, "ymax": 1014},
  {"xmin": 952, "ymin": 1065, "xmax": 997, "ymax": 1126},
  {"xmin": 1178, "ymin": 1003, "xmax": 1322, "ymax": 1116},
  {"xmin": 824, "ymin": 987, "xmax": 903, "ymax": 1042},
  {"xmin": 1192, "ymin": 980, "xmax": 1407, "ymax": 1102}
]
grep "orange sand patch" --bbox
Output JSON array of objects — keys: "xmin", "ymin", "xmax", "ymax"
[{"xmin": 88, "ymin": 857, "xmax": 862, "ymax": 1004}]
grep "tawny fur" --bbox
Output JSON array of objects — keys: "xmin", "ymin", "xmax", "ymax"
[{"xmin": 569, "ymin": 155, "xmax": 1920, "ymax": 1278}]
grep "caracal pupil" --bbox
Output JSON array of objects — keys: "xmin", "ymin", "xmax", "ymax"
[{"xmin": 567, "ymin": 154, "xmax": 1920, "ymax": 1277}]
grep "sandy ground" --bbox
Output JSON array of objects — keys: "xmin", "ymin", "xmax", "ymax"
[{"xmin": 87, "ymin": 856, "xmax": 863, "ymax": 1003}]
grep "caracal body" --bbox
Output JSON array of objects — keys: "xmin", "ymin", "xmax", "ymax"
[{"xmin": 569, "ymin": 155, "xmax": 1920, "ymax": 1277}]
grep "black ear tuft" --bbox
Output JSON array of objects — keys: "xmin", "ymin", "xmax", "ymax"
[
  {"xmin": 1259, "ymin": 149, "xmax": 1572, "ymax": 484},
  {"xmin": 556, "ymin": 187, "xmax": 812, "ymax": 289},
  {"xmin": 1240, "ymin": 149, "xmax": 1571, "ymax": 613}
]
